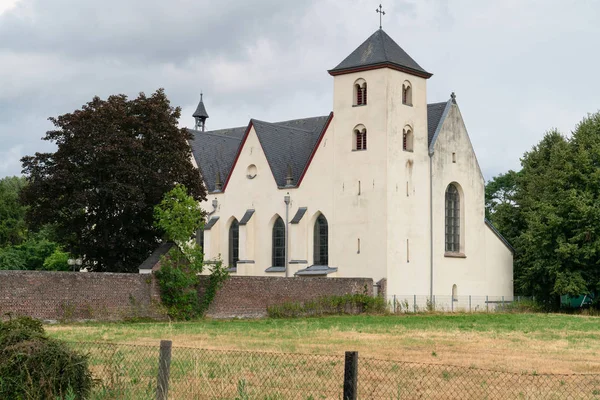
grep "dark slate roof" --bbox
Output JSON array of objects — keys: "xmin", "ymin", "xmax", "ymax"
[
  {"xmin": 329, "ymin": 29, "xmax": 431, "ymax": 78},
  {"xmin": 190, "ymin": 105, "xmax": 451, "ymax": 191},
  {"xmin": 251, "ymin": 115, "xmax": 330, "ymax": 188},
  {"xmin": 427, "ymin": 102, "xmax": 448, "ymax": 146},
  {"xmin": 193, "ymin": 99, "xmax": 209, "ymax": 118},
  {"xmin": 188, "ymin": 127, "xmax": 245, "ymax": 192},
  {"xmin": 290, "ymin": 207, "xmax": 308, "ymax": 224},
  {"xmin": 485, "ymin": 219, "xmax": 515, "ymax": 254},
  {"xmin": 204, "ymin": 216, "xmax": 220, "ymax": 230},
  {"xmin": 138, "ymin": 242, "xmax": 175, "ymax": 271},
  {"xmin": 239, "ymin": 209, "xmax": 255, "ymax": 225}
]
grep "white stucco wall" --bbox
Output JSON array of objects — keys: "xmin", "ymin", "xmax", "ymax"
[
  {"xmin": 194, "ymin": 66, "xmax": 513, "ymax": 300},
  {"xmin": 430, "ymin": 102, "xmax": 513, "ymax": 298}
]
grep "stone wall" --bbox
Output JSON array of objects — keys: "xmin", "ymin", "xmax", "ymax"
[
  {"xmin": 0, "ymin": 271, "xmax": 165, "ymax": 322},
  {"xmin": 0, "ymin": 271, "xmax": 373, "ymax": 321},
  {"xmin": 201, "ymin": 275, "xmax": 373, "ymax": 318}
]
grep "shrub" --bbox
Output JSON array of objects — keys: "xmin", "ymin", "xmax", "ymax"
[
  {"xmin": 267, "ymin": 294, "xmax": 387, "ymax": 318},
  {"xmin": 0, "ymin": 316, "xmax": 92, "ymax": 399},
  {"xmin": 503, "ymin": 299, "xmax": 544, "ymax": 313}
]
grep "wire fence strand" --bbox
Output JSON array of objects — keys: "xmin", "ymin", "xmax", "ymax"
[{"xmin": 70, "ymin": 341, "xmax": 600, "ymax": 399}]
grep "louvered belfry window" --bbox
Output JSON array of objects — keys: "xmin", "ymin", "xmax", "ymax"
[
  {"xmin": 272, "ymin": 217, "xmax": 285, "ymax": 267},
  {"xmin": 363, "ymin": 83, "xmax": 367, "ymax": 104},
  {"xmin": 355, "ymin": 83, "xmax": 367, "ymax": 106},
  {"xmin": 445, "ymin": 184, "xmax": 460, "ymax": 252},
  {"xmin": 313, "ymin": 214, "xmax": 329, "ymax": 265},
  {"xmin": 229, "ymin": 219, "xmax": 239, "ymax": 268},
  {"xmin": 356, "ymin": 84, "xmax": 363, "ymax": 105},
  {"xmin": 356, "ymin": 129, "xmax": 367, "ymax": 150}
]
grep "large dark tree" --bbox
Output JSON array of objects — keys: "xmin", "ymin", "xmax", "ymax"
[
  {"xmin": 21, "ymin": 89, "xmax": 205, "ymax": 272},
  {"xmin": 486, "ymin": 112, "xmax": 600, "ymax": 307}
]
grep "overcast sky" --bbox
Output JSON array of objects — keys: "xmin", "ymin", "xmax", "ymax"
[{"xmin": 1, "ymin": 0, "xmax": 599, "ymax": 180}]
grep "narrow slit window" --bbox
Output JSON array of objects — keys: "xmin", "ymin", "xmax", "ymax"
[{"xmin": 403, "ymin": 127, "xmax": 413, "ymax": 152}]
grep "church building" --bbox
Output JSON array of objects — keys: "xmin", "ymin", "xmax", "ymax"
[{"xmin": 188, "ymin": 28, "xmax": 514, "ymax": 300}]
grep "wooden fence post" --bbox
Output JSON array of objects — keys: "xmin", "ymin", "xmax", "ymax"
[
  {"xmin": 156, "ymin": 340, "xmax": 172, "ymax": 400},
  {"xmin": 343, "ymin": 351, "xmax": 358, "ymax": 400}
]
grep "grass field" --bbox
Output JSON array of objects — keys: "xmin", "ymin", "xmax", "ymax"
[{"xmin": 47, "ymin": 313, "xmax": 600, "ymax": 375}]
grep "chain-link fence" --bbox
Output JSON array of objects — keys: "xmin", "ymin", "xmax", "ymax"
[
  {"xmin": 70, "ymin": 341, "xmax": 600, "ymax": 399},
  {"xmin": 386, "ymin": 295, "xmax": 536, "ymax": 313}
]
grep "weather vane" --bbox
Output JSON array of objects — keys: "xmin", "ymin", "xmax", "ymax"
[{"xmin": 376, "ymin": 4, "xmax": 385, "ymax": 29}]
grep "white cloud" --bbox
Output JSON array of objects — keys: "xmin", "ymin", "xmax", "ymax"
[{"xmin": 0, "ymin": 0, "xmax": 21, "ymax": 15}]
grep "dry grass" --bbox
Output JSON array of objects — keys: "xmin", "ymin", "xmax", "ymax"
[{"xmin": 47, "ymin": 313, "xmax": 600, "ymax": 374}]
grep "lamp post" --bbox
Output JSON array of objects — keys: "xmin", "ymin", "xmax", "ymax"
[
  {"xmin": 284, "ymin": 193, "xmax": 290, "ymax": 278},
  {"xmin": 67, "ymin": 258, "xmax": 83, "ymax": 272}
]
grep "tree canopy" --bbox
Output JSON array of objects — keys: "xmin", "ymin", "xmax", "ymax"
[
  {"xmin": 0, "ymin": 176, "xmax": 28, "ymax": 246},
  {"xmin": 486, "ymin": 112, "xmax": 600, "ymax": 306},
  {"xmin": 20, "ymin": 89, "xmax": 206, "ymax": 272}
]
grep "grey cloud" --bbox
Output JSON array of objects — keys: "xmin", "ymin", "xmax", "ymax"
[
  {"xmin": 1, "ymin": 0, "xmax": 599, "ymax": 180},
  {"xmin": 0, "ymin": 0, "xmax": 313, "ymax": 63}
]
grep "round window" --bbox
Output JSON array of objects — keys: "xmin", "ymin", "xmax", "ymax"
[{"xmin": 246, "ymin": 164, "xmax": 257, "ymax": 179}]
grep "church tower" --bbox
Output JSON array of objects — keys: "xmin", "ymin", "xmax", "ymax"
[
  {"xmin": 328, "ymin": 27, "xmax": 433, "ymax": 295},
  {"xmin": 193, "ymin": 93, "xmax": 209, "ymax": 131}
]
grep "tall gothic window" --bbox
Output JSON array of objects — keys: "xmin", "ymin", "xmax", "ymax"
[
  {"xmin": 445, "ymin": 184, "xmax": 460, "ymax": 252},
  {"xmin": 229, "ymin": 219, "xmax": 239, "ymax": 269},
  {"xmin": 196, "ymin": 225, "xmax": 204, "ymax": 251},
  {"xmin": 272, "ymin": 217, "xmax": 285, "ymax": 267},
  {"xmin": 314, "ymin": 214, "xmax": 329, "ymax": 265}
]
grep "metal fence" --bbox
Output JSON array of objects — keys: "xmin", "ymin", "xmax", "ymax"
[
  {"xmin": 386, "ymin": 295, "xmax": 535, "ymax": 313},
  {"xmin": 70, "ymin": 341, "xmax": 600, "ymax": 399}
]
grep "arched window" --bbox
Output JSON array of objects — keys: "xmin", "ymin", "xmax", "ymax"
[
  {"xmin": 402, "ymin": 81, "xmax": 412, "ymax": 106},
  {"xmin": 196, "ymin": 225, "xmax": 204, "ymax": 251},
  {"xmin": 228, "ymin": 219, "xmax": 239, "ymax": 269},
  {"xmin": 445, "ymin": 184, "xmax": 460, "ymax": 253},
  {"xmin": 314, "ymin": 214, "xmax": 329, "ymax": 265},
  {"xmin": 403, "ymin": 126, "xmax": 413, "ymax": 152},
  {"xmin": 272, "ymin": 217, "xmax": 285, "ymax": 267},
  {"xmin": 354, "ymin": 127, "xmax": 367, "ymax": 151},
  {"xmin": 452, "ymin": 284, "xmax": 458, "ymax": 302},
  {"xmin": 353, "ymin": 79, "xmax": 367, "ymax": 106}
]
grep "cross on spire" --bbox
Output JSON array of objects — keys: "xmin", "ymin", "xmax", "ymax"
[{"xmin": 376, "ymin": 4, "xmax": 385, "ymax": 29}]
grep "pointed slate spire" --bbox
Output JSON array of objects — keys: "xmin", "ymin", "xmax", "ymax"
[
  {"xmin": 193, "ymin": 92, "xmax": 209, "ymax": 131},
  {"xmin": 328, "ymin": 29, "xmax": 432, "ymax": 79}
]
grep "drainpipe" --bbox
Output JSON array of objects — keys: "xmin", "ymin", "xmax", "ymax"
[
  {"xmin": 284, "ymin": 193, "xmax": 291, "ymax": 277},
  {"xmin": 429, "ymin": 154, "xmax": 434, "ymax": 301}
]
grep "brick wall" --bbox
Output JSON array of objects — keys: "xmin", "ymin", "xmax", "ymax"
[
  {"xmin": 0, "ymin": 271, "xmax": 372, "ymax": 321},
  {"xmin": 0, "ymin": 271, "xmax": 165, "ymax": 322},
  {"xmin": 200, "ymin": 276, "xmax": 373, "ymax": 319}
]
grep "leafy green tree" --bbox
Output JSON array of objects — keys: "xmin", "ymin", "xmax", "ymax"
[
  {"xmin": 153, "ymin": 184, "xmax": 227, "ymax": 320},
  {"xmin": 0, "ymin": 229, "xmax": 66, "ymax": 271},
  {"xmin": 154, "ymin": 184, "xmax": 204, "ymax": 248},
  {"xmin": 20, "ymin": 89, "xmax": 206, "ymax": 272},
  {"xmin": 488, "ymin": 113, "xmax": 600, "ymax": 307},
  {"xmin": 0, "ymin": 176, "xmax": 27, "ymax": 246},
  {"xmin": 42, "ymin": 248, "xmax": 70, "ymax": 271}
]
